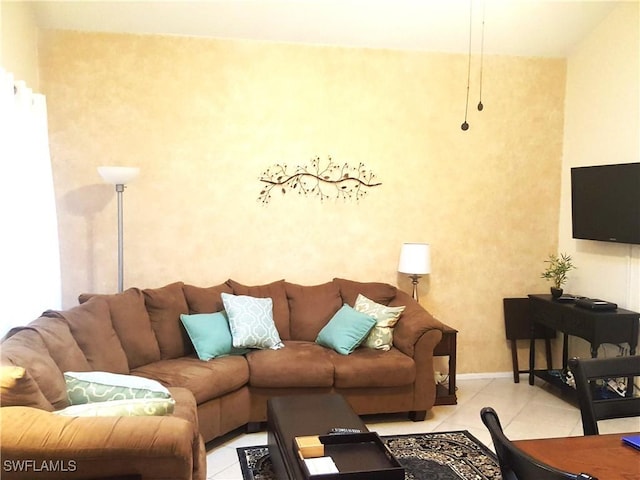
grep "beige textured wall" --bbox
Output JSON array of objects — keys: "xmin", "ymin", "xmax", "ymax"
[{"xmin": 39, "ymin": 30, "xmax": 566, "ymax": 374}]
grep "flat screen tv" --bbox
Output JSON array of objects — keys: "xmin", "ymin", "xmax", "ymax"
[{"xmin": 571, "ymin": 162, "xmax": 640, "ymax": 245}]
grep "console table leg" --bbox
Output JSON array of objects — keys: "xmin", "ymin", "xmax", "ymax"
[
  {"xmin": 511, "ymin": 339, "xmax": 520, "ymax": 383},
  {"xmin": 529, "ymin": 333, "xmax": 535, "ymax": 385}
]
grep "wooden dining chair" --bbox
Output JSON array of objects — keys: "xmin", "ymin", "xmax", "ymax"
[
  {"xmin": 480, "ymin": 407, "xmax": 598, "ymax": 480},
  {"xmin": 568, "ymin": 355, "xmax": 640, "ymax": 435}
]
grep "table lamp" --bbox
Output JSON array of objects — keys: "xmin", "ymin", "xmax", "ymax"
[
  {"xmin": 398, "ymin": 243, "xmax": 431, "ymax": 302},
  {"xmin": 98, "ymin": 166, "xmax": 139, "ymax": 293}
]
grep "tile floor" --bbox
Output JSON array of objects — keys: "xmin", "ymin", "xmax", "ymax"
[{"xmin": 204, "ymin": 376, "xmax": 639, "ymax": 479}]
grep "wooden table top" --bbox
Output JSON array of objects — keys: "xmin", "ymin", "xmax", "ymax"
[{"xmin": 514, "ymin": 432, "xmax": 640, "ymax": 480}]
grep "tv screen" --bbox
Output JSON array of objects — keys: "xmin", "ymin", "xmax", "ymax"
[{"xmin": 571, "ymin": 163, "xmax": 640, "ymax": 245}]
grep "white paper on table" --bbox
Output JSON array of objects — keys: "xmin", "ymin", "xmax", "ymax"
[{"xmin": 304, "ymin": 456, "xmax": 339, "ymax": 474}]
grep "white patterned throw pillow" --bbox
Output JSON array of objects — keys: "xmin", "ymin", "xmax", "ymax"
[
  {"xmin": 354, "ymin": 294, "xmax": 405, "ymax": 351},
  {"xmin": 221, "ymin": 293, "xmax": 284, "ymax": 350}
]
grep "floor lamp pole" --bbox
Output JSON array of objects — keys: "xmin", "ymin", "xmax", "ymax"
[
  {"xmin": 97, "ymin": 166, "xmax": 139, "ymax": 294},
  {"xmin": 116, "ymin": 183, "xmax": 124, "ymax": 293}
]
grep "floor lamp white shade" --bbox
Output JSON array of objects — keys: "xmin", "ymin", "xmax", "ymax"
[
  {"xmin": 398, "ymin": 243, "xmax": 431, "ymax": 302},
  {"xmin": 98, "ymin": 166, "xmax": 140, "ymax": 185},
  {"xmin": 98, "ymin": 166, "xmax": 139, "ymax": 293}
]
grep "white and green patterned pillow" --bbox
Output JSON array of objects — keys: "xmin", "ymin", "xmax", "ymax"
[
  {"xmin": 53, "ymin": 397, "xmax": 175, "ymax": 417},
  {"xmin": 354, "ymin": 294, "xmax": 405, "ymax": 351},
  {"xmin": 64, "ymin": 371, "xmax": 171, "ymax": 406},
  {"xmin": 221, "ymin": 293, "xmax": 284, "ymax": 350}
]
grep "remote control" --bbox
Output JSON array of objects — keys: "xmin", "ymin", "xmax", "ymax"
[{"xmin": 328, "ymin": 427, "xmax": 362, "ymax": 434}]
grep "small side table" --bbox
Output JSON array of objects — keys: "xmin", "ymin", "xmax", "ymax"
[{"xmin": 433, "ymin": 325, "xmax": 457, "ymax": 405}]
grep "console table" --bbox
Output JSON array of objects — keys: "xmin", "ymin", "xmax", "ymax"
[
  {"xmin": 433, "ymin": 325, "xmax": 457, "ymax": 405},
  {"xmin": 528, "ymin": 294, "xmax": 639, "ymax": 390}
]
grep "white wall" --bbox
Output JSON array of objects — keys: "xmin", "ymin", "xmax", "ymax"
[
  {"xmin": 560, "ymin": 2, "xmax": 640, "ymax": 355},
  {"xmin": 0, "ymin": 1, "xmax": 39, "ymax": 88}
]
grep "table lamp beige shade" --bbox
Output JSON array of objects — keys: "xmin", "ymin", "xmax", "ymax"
[{"xmin": 398, "ymin": 243, "xmax": 431, "ymax": 302}]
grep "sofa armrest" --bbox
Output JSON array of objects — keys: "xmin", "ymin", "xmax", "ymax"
[
  {"xmin": 390, "ymin": 290, "xmax": 445, "ymax": 357},
  {"xmin": 0, "ymin": 406, "xmax": 195, "ymax": 480}
]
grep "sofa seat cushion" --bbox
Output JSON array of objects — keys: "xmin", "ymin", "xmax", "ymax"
[
  {"xmin": 131, "ymin": 355, "xmax": 249, "ymax": 404},
  {"xmin": 329, "ymin": 347, "xmax": 415, "ymax": 388},
  {"xmin": 246, "ymin": 341, "xmax": 334, "ymax": 388}
]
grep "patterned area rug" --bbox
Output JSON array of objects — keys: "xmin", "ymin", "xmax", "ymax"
[{"xmin": 237, "ymin": 430, "xmax": 501, "ymax": 480}]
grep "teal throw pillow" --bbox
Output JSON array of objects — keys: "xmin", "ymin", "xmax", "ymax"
[
  {"xmin": 180, "ymin": 311, "xmax": 249, "ymax": 360},
  {"xmin": 316, "ymin": 304, "xmax": 377, "ymax": 355},
  {"xmin": 221, "ymin": 293, "xmax": 284, "ymax": 350},
  {"xmin": 64, "ymin": 371, "xmax": 171, "ymax": 406}
]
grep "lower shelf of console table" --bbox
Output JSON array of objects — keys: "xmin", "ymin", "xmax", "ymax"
[{"xmin": 433, "ymin": 325, "xmax": 458, "ymax": 406}]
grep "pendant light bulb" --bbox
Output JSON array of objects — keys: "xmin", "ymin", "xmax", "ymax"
[
  {"xmin": 477, "ymin": 102, "xmax": 484, "ymax": 111},
  {"xmin": 461, "ymin": 122, "xmax": 469, "ymax": 131}
]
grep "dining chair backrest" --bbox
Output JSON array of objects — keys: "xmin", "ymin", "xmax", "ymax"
[
  {"xmin": 568, "ymin": 355, "xmax": 640, "ymax": 436},
  {"xmin": 480, "ymin": 407, "xmax": 598, "ymax": 480}
]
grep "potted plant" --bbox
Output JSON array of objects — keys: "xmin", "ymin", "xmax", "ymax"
[{"xmin": 541, "ymin": 253, "xmax": 576, "ymax": 298}]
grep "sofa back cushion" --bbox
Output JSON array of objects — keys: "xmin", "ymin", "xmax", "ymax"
[
  {"xmin": 48, "ymin": 297, "xmax": 130, "ymax": 374},
  {"xmin": 79, "ymin": 288, "xmax": 161, "ymax": 369},
  {"xmin": 143, "ymin": 282, "xmax": 191, "ymax": 360},
  {"xmin": 333, "ymin": 278, "xmax": 397, "ymax": 307},
  {"xmin": 226, "ymin": 279, "xmax": 290, "ymax": 340},
  {"xmin": 286, "ymin": 281, "xmax": 342, "ymax": 341},
  {"xmin": 183, "ymin": 283, "xmax": 233, "ymax": 314},
  {"xmin": 0, "ymin": 327, "xmax": 67, "ymax": 409},
  {"xmin": 29, "ymin": 316, "xmax": 91, "ymax": 372}
]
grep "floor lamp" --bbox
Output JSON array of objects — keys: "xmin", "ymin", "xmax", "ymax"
[
  {"xmin": 98, "ymin": 166, "xmax": 139, "ymax": 293},
  {"xmin": 398, "ymin": 243, "xmax": 431, "ymax": 303}
]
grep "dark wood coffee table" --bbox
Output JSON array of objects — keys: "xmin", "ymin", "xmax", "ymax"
[{"xmin": 267, "ymin": 394, "xmax": 369, "ymax": 480}]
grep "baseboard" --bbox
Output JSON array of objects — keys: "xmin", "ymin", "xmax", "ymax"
[{"xmin": 457, "ymin": 372, "xmax": 515, "ymax": 380}]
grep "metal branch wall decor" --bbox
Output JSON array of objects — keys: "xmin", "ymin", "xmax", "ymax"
[{"xmin": 258, "ymin": 156, "xmax": 382, "ymax": 204}]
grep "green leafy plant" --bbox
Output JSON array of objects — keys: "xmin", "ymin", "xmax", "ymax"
[{"xmin": 541, "ymin": 253, "xmax": 576, "ymax": 289}]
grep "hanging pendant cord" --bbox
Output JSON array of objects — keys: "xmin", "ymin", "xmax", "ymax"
[
  {"xmin": 478, "ymin": 0, "xmax": 485, "ymax": 111},
  {"xmin": 461, "ymin": 0, "xmax": 473, "ymax": 131}
]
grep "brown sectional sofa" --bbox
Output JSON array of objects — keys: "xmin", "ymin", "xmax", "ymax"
[{"xmin": 0, "ymin": 278, "xmax": 445, "ymax": 480}]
